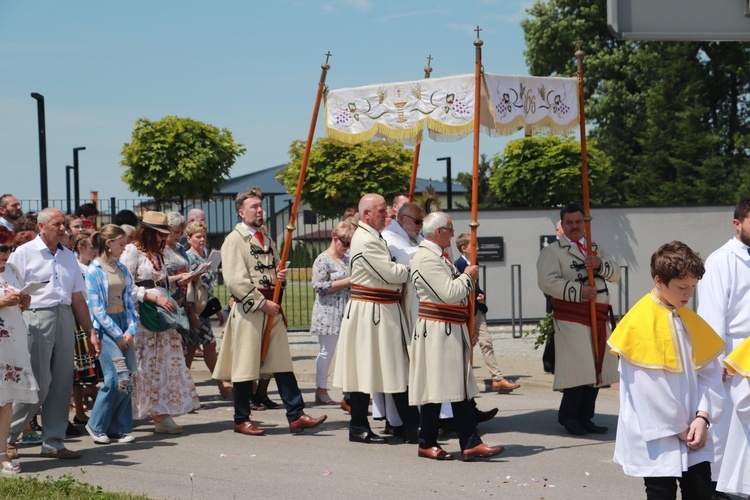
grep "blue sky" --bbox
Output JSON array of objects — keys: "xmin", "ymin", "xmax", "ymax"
[{"xmin": 1, "ymin": 0, "xmax": 534, "ymax": 206}]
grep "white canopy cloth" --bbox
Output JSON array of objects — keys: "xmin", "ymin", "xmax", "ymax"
[{"xmin": 324, "ymin": 73, "xmax": 579, "ymax": 145}]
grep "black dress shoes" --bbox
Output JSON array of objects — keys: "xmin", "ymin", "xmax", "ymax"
[
  {"xmin": 581, "ymin": 420, "xmax": 608, "ymax": 434},
  {"xmin": 561, "ymin": 419, "xmax": 587, "ymax": 436},
  {"xmin": 476, "ymin": 407, "xmax": 499, "ymax": 423},
  {"xmin": 349, "ymin": 431, "xmax": 387, "ymax": 444}
]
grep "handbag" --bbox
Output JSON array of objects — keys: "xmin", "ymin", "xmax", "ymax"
[
  {"xmin": 186, "ymin": 280, "xmax": 208, "ymax": 315},
  {"xmin": 138, "ymin": 296, "xmax": 190, "ymax": 336},
  {"xmin": 200, "ymin": 297, "xmax": 223, "ymax": 318}
]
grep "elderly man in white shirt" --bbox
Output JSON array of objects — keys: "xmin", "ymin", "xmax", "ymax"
[{"xmin": 6, "ymin": 208, "xmax": 101, "ymax": 460}]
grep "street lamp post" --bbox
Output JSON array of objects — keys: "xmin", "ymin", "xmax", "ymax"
[
  {"xmin": 65, "ymin": 165, "xmax": 75, "ymax": 214},
  {"xmin": 73, "ymin": 147, "xmax": 86, "ymax": 210},
  {"xmin": 31, "ymin": 93, "xmax": 48, "ymax": 209},
  {"xmin": 437, "ymin": 157, "xmax": 452, "ymax": 210}
]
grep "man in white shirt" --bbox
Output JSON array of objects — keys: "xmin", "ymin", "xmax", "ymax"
[
  {"xmin": 697, "ymin": 199, "xmax": 750, "ymax": 495},
  {"xmin": 6, "ymin": 208, "xmax": 101, "ymax": 460},
  {"xmin": 0, "ymin": 194, "xmax": 23, "ymax": 231}
]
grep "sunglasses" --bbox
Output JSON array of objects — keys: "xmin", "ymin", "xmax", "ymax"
[
  {"xmin": 403, "ymin": 214, "xmax": 423, "ymax": 225},
  {"xmin": 339, "ymin": 239, "xmax": 351, "ymax": 248},
  {"xmin": 0, "ymin": 245, "xmax": 14, "ymax": 253}
]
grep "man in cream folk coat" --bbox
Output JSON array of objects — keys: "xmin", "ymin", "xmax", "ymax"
[
  {"xmin": 333, "ymin": 193, "xmax": 419, "ymax": 444},
  {"xmin": 409, "ymin": 212, "xmax": 505, "ymax": 461},
  {"xmin": 214, "ymin": 187, "xmax": 326, "ymax": 436},
  {"xmin": 537, "ymin": 203, "xmax": 620, "ymax": 436}
]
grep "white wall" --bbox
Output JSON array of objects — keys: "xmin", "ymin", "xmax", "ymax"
[{"xmin": 447, "ymin": 205, "xmax": 736, "ymax": 323}]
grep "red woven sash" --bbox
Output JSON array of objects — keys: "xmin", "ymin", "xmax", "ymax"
[
  {"xmin": 350, "ymin": 283, "xmax": 402, "ymax": 304},
  {"xmin": 552, "ymin": 298, "xmax": 616, "ymax": 379},
  {"xmin": 418, "ymin": 302, "xmax": 469, "ymax": 325}
]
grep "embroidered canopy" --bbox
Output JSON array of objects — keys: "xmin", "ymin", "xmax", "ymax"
[{"xmin": 325, "ymin": 73, "xmax": 579, "ymax": 145}]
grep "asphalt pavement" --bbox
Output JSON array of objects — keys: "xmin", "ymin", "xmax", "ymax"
[{"xmin": 8, "ymin": 326, "xmax": 742, "ymax": 499}]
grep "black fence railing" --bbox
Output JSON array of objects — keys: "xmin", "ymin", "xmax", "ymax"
[{"xmin": 19, "ymin": 195, "xmax": 341, "ymax": 331}]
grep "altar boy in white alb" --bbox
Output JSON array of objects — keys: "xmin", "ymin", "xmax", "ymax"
[{"xmin": 608, "ymin": 241, "xmax": 725, "ymax": 499}]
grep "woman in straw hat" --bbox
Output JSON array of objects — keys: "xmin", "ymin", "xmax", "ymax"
[{"xmin": 120, "ymin": 211, "xmax": 199, "ymax": 434}]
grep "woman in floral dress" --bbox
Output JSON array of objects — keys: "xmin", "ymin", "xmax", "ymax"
[
  {"xmin": 120, "ymin": 212, "xmax": 199, "ymax": 434},
  {"xmin": 0, "ymin": 227, "xmax": 38, "ymax": 474}
]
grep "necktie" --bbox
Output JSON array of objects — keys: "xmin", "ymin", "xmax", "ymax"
[
  {"xmin": 573, "ymin": 240, "xmax": 586, "ymax": 256},
  {"xmin": 442, "ymin": 251, "xmax": 450, "ymax": 259},
  {"xmin": 255, "ymin": 231, "xmax": 264, "ymax": 247}
]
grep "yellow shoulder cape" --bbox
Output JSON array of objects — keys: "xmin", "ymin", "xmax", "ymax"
[
  {"xmin": 724, "ymin": 336, "xmax": 750, "ymax": 378},
  {"xmin": 608, "ymin": 292, "xmax": 725, "ymax": 372}
]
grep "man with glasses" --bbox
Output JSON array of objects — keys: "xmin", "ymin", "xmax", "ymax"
[
  {"xmin": 0, "ymin": 194, "xmax": 23, "ymax": 231},
  {"xmin": 408, "ymin": 211, "xmax": 504, "ymax": 461},
  {"xmin": 376, "ymin": 202, "xmax": 424, "ymax": 435}
]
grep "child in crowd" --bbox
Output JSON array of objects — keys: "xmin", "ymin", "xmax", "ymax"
[
  {"xmin": 716, "ymin": 336, "xmax": 750, "ymax": 496},
  {"xmin": 608, "ymin": 241, "xmax": 725, "ymax": 500}
]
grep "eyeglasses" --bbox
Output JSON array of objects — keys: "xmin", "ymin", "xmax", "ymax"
[
  {"xmin": 0, "ymin": 245, "xmax": 14, "ymax": 253},
  {"xmin": 439, "ymin": 226, "xmax": 455, "ymax": 234},
  {"xmin": 339, "ymin": 239, "xmax": 351, "ymax": 248},
  {"xmin": 402, "ymin": 214, "xmax": 423, "ymax": 225}
]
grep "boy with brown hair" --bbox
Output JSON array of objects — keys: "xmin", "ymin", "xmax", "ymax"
[{"xmin": 609, "ymin": 241, "xmax": 725, "ymax": 499}]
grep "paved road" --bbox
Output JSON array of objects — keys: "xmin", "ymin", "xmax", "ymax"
[{"xmin": 9, "ymin": 327, "xmax": 740, "ymax": 499}]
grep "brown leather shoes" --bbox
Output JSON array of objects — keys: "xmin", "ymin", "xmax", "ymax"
[
  {"xmin": 418, "ymin": 446, "xmax": 455, "ymax": 461},
  {"xmin": 289, "ymin": 413, "xmax": 327, "ymax": 433},
  {"xmin": 492, "ymin": 378, "xmax": 520, "ymax": 391},
  {"xmin": 40, "ymin": 447, "xmax": 82, "ymax": 459},
  {"xmin": 233, "ymin": 420, "xmax": 265, "ymax": 436},
  {"xmin": 461, "ymin": 443, "xmax": 505, "ymax": 461}
]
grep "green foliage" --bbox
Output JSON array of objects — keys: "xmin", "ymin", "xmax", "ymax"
[
  {"xmin": 527, "ymin": 311, "xmax": 554, "ymax": 350},
  {"xmin": 488, "ymin": 135, "xmax": 613, "ymax": 207},
  {"xmin": 121, "ymin": 116, "xmax": 246, "ymax": 201},
  {"xmin": 277, "ymin": 138, "xmax": 413, "ymax": 220},
  {"xmin": 522, "ymin": 0, "xmax": 750, "ymax": 205},
  {"xmin": 0, "ymin": 474, "xmax": 150, "ymax": 499},
  {"xmin": 454, "ymin": 154, "xmax": 502, "ymax": 208}
]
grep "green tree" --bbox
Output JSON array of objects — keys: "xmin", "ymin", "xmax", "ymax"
[
  {"xmin": 522, "ymin": 0, "xmax": 750, "ymax": 205},
  {"xmin": 121, "ymin": 116, "xmax": 246, "ymax": 205},
  {"xmin": 454, "ymin": 154, "xmax": 502, "ymax": 208},
  {"xmin": 277, "ymin": 138, "xmax": 413, "ymax": 220},
  {"xmin": 488, "ymin": 135, "xmax": 613, "ymax": 207}
]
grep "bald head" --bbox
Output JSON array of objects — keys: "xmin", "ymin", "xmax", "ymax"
[
  {"xmin": 359, "ymin": 193, "xmax": 387, "ymax": 232},
  {"xmin": 187, "ymin": 208, "xmax": 206, "ymax": 223}
]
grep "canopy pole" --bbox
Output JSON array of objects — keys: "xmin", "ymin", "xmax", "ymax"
[
  {"xmin": 468, "ymin": 27, "xmax": 483, "ymax": 357},
  {"xmin": 575, "ymin": 44, "xmax": 601, "ymax": 385},
  {"xmin": 408, "ymin": 55, "xmax": 433, "ymax": 202},
  {"xmin": 261, "ymin": 52, "xmax": 331, "ymax": 366}
]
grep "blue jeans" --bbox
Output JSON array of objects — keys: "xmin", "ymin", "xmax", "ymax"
[{"xmin": 88, "ymin": 312, "xmax": 136, "ymax": 435}]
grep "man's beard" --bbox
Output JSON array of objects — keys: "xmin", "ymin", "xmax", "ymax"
[
  {"xmin": 250, "ymin": 218, "xmax": 264, "ymax": 229},
  {"xmin": 740, "ymin": 227, "xmax": 750, "ymax": 247}
]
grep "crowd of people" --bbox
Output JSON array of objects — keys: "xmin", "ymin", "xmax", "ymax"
[
  {"xmin": 0, "ymin": 195, "xmax": 230, "ymax": 474},
  {"xmin": 0, "ymin": 190, "xmax": 749, "ymax": 499}
]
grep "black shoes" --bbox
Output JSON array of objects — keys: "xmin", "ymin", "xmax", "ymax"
[
  {"xmin": 476, "ymin": 407, "xmax": 499, "ymax": 423},
  {"xmin": 349, "ymin": 431, "xmax": 387, "ymax": 444},
  {"xmin": 581, "ymin": 420, "xmax": 608, "ymax": 434},
  {"xmin": 561, "ymin": 419, "xmax": 587, "ymax": 436}
]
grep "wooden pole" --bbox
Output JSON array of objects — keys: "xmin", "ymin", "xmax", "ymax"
[
  {"xmin": 407, "ymin": 55, "xmax": 433, "ymax": 202},
  {"xmin": 468, "ymin": 27, "xmax": 483, "ymax": 356},
  {"xmin": 575, "ymin": 44, "xmax": 602, "ymax": 385},
  {"xmin": 261, "ymin": 52, "xmax": 331, "ymax": 366}
]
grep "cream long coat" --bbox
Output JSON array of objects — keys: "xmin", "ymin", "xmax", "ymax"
[
  {"xmin": 408, "ymin": 242, "xmax": 479, "ymax": 406},
  {"xmin": 537, "ymin": 238, "xmax": 620, "ymax": 390},
  {"xmin": 332, "ymin": 222, "xmax": 410, "ymax": 394},
  {"xmin": 213, "ymin": 223, "xmax": 293, "ymax": 382}
]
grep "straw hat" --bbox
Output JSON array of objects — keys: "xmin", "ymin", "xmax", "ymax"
[{"xmin": 139, "ymin": 211, "xmax": 170, "ymax": 234}]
